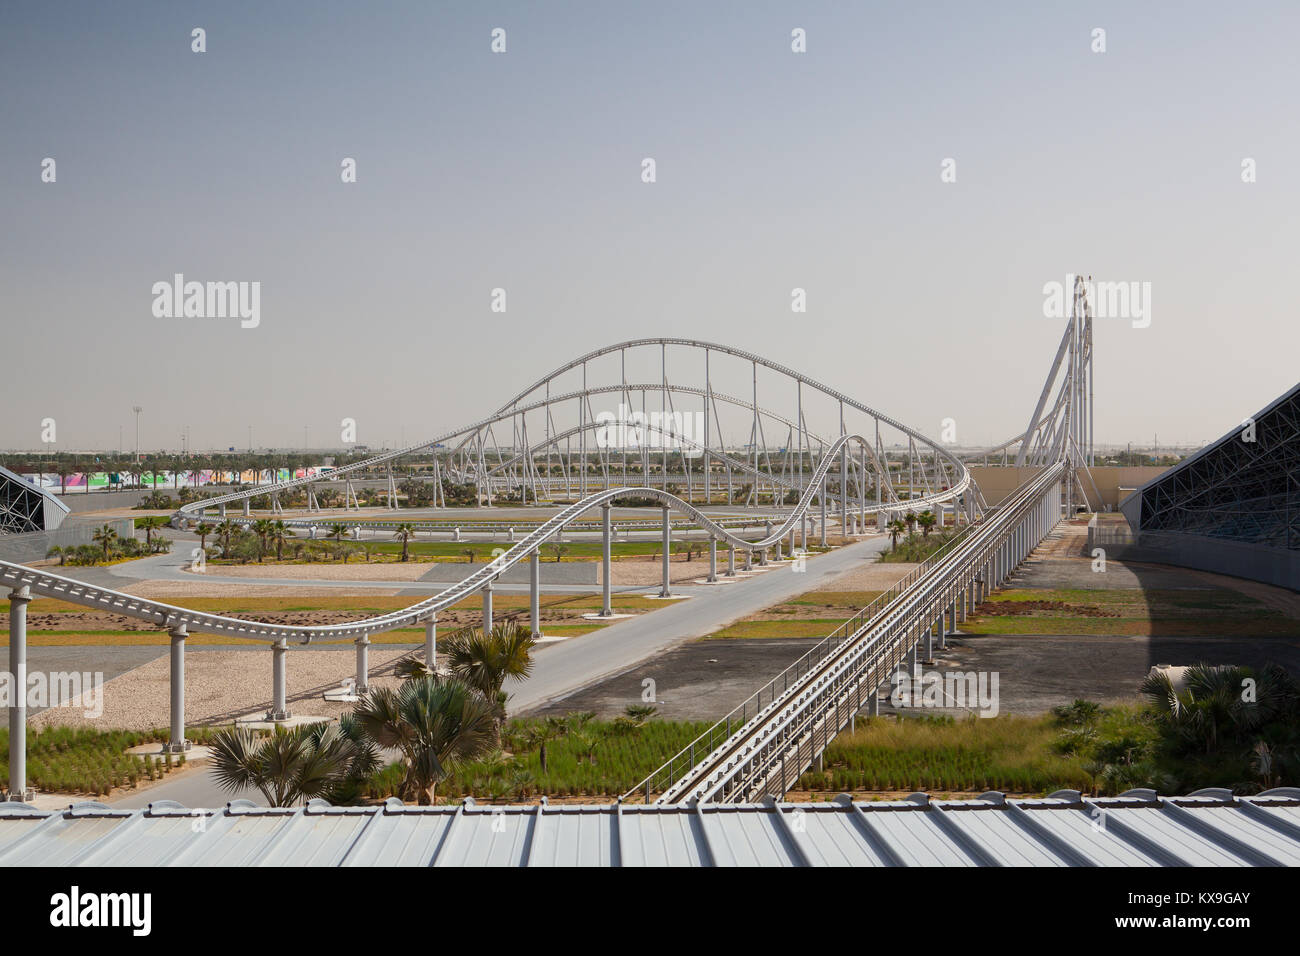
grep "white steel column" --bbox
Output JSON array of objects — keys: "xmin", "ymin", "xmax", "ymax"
[
  {"xmin": 355, "ymin": 635, "xmax": 371, "ymax": 694},
  {"xmin": 600, "ymin": 503, "xmax": 613, "ymax": 616},
  {"xmin": 425, "ymin": 615, "xmax": 437, "ymax": 668},
  {"xmin": 659, "ymin": 505, "xmax": 671, "ymax": 597},
  {"xmin": 7, "ymin": 586, "xmax": 31, "ymax": 800},
  {"xmin": 267, "ymin": 639, "xmax": 290, "ymax": 721},
  {"xmin": 168, "ymin": 622, "xmax": 189, "ymax": 752}
]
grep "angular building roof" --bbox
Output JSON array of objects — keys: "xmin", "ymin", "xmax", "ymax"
[
  {"xmin": 0, "ymin": 464, "xmax": 69, "ymax": 535},
  {"xmin": 2, "ymin": 790, "xmax": 1298, "ymax": 867},
  {"xmin": 1120, "ymin": 382, "xmax": 1299, "ymax": 550}
]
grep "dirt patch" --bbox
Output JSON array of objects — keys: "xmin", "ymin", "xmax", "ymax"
[{"xmin": 973, "ymin": 600, "xmax": 1121, "ymax": 619}]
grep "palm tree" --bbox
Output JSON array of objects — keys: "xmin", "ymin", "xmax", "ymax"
[
  {"xmin": 546, "ymin": 543, "xmax": 569, "ymax": 563},
  {"xmin": 525, "ymin": 716, "xmax": 569, "ymax": 774},
  {"xmin": 394, "ymin": 652, "xmax": 437, "ymax": 681},
  {"xmin": 1141, "ymin": 664, "xmax": 1255, "ymax": 755},
  {"xmin": 613, "ymin": 703, "xmax": 658, "ymax": 734},
  {"xmin": 208, "ymin": 719, "xmax": 378, "ymax": 807},
  {"xmin": 887, "ymin": 518, "xmax": 905, "ymax": 549},
  {"xmin": 269, "ymin": 520, "xmax": 294, "ymax": 560},
  {"xmin": 917, "ymin": 511, "xmax": 937, "ymax": 538},
  {"xmin": 393, "ymin": 523, "xmax": 416, "ymax": 562},
  {"xmin": 195, "ymin": 521, "xmax": 214, "ymax": 553},
  {"xmin": 216, "ymin": 519, "xmax": 238, "ymax": 554},
  {"xmin": 139, "ymin": 515, "xmax": 167, "ymax": 549},
  {"xmin": 352, "ymin": 677, "xmax": 497, "ymax": 804},
  {"xmin": 442, "ymin": 621, "xmax": 537, "ymax": 722},
  {"xmin": 92, "ymin": 524, "xmax": 118, "ymax": 561},
  {"xmin": 903, "ymin": 511, "xmax": 918, "ymax": 536},
  {"xmin": 250, "ymin": 518, "xmax": 275, "ymax": 562}
]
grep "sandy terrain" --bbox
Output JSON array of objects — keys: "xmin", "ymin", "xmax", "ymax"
[
  {"xmin": 812, "ymin": 561, "xmax": 917, "ymax": 591},
  {"xmin": 127, "ymin": 581, "xmax": 404, "ymax": 599},
  {"xmin": 607, "ymin": 552, "xmax": 746, "ymax": 586},
  {"xmin": 191, "ymin": 563, "xmax": 434, "ymax": 581},
  {"xmin": 30, "ymin": 647, "xmax": 416, "ymax": 731}
]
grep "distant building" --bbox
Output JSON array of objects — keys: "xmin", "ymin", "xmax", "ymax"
[
  {"xmin": 0, "ymin": 464, "xmax": 70, "ymax": 535},
  {"xmin": 1120, "ymin": 383, "xmax": 1299, "ymax": 591}
]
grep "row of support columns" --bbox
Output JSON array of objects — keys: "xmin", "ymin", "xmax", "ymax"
[{"xmin": 823, "ymin": 481, "xmax": 1060, "ymax": 740}]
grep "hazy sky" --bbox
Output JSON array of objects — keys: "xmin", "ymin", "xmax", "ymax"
[{"xmin": 3, "ymin": 1, "xmax": 1297, "ymax": 453}]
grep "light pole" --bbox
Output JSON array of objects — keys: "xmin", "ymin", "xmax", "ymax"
[{"xmin": 133, "ymin": 406, "xmax": 142, "ymax": 464}]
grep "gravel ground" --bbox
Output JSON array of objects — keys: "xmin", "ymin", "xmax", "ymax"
[
  {"xmin": 190, "ymin": 563, "xmax": 433, "ymax": 580},
  {"xmin": 28, "ymin": 646, "xmax": 419, "ymax": 731},
  {"xmin": 809, "ymin": 561, "xmax": 917, "ymax": 591},
  {"xmin": 128, "ymin": 581, "xmax": 404, "ymax": 599},
  {"xmin": 0, "ymin": 646, "xmax": 166, "ymax": 729}
]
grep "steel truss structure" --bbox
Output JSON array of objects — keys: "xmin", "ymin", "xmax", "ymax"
[
  {"xmin": 171, "ymin": 340, "xmax": 974, "ymax": 521},
  {"xmin": 0, "ymin": 465, "xmax": 67, "ymax": 535},
  {"xmin": 985, "ymin": 274, "xmax": 1100, "ymax": 510},
  {"xmin": 630, "ymin": 462, "xmax": 1066, "ymax": 804},
  {"xmin": 1122, "ymin": 382, "xmax": 1300, "ymax": 550}
]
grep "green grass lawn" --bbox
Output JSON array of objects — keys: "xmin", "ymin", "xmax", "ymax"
[
  {"xmin": 439, "ymin": 712, "xmax": 1105, "ymax": 801},
  {"xmin": 0, "ymin": 726, "xmax": 223, "ymax": 796},
  {"xmin": 796, "ymin": 714, "xmax": 1091, "ymax": 794},
  {"xmin": 698, "ymin": 590, "xmax": 883, "ymax": 640}
]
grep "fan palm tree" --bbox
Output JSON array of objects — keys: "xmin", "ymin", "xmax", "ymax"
[
  {"xmin": 195, "ymin": 522, "xmax": 214, "ymax": 553},
  {"xmin": 886, "ymin": 518, "xmax": 905, "ymax": 549},
  {"xmin": 352, "ymin": 677, "xmax": 497, "ymax": 804},
  {"xmin": 525, "ymin": 716, "xmax": 569, "ymax": 774},
  {"xmin": 138, "ymin": 515, "xmax": 167, "ymax": 549},
  {"xmin": 92, "ymin": 524, "xmax": 118, "ymax": 561},
  {"xmin": 208, "ymin": 718, "xmax": 378, "ymax": 807},
  {"xmin": 268, "ymin": 520, "xmax": 293, "ymax": 560},
  {"xmin": 392, "ymin": 523, "xmax": 416, "ymax": 562},
  {"xmin": 1141, "ymin": 664, "xmax": 1254, "ymax": 755},
  {"xmin": 216, "ymin": 519, "xmax": 238, "ymax": 554},
  {"xmin": 441, "ymin": 621, "xmax": 537, "ymax": 722},
  {"xmin": 917, "ymin": 511, "xmax": 937, "ymax": 538},
  {"xmin": 903, "ymin": 511, "xmax": 918, "ymax": 536}
]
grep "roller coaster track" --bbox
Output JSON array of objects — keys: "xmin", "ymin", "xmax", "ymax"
[
  {"xmin": 0, "ymin": 285, "xmax": 1110, "ymax": 808},
  {"xmin": 174, "ymin": 340, "xmax": 968, "ymax": 518},
  {"xmin": 0, "ymin": 429, "xmax": 967, "ymax": 644},
  {"xmin": 626, "ymin": 461, "xmax": 1066, "ymax": 804},
  {"xmin": 619, "ymin": 280, "xmax": 1099, "ymax": 803}
]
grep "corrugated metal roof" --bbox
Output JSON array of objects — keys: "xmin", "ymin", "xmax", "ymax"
[{"xmin": 2, "ymin": 789, "xmax": 1297, "ymax": 867}]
